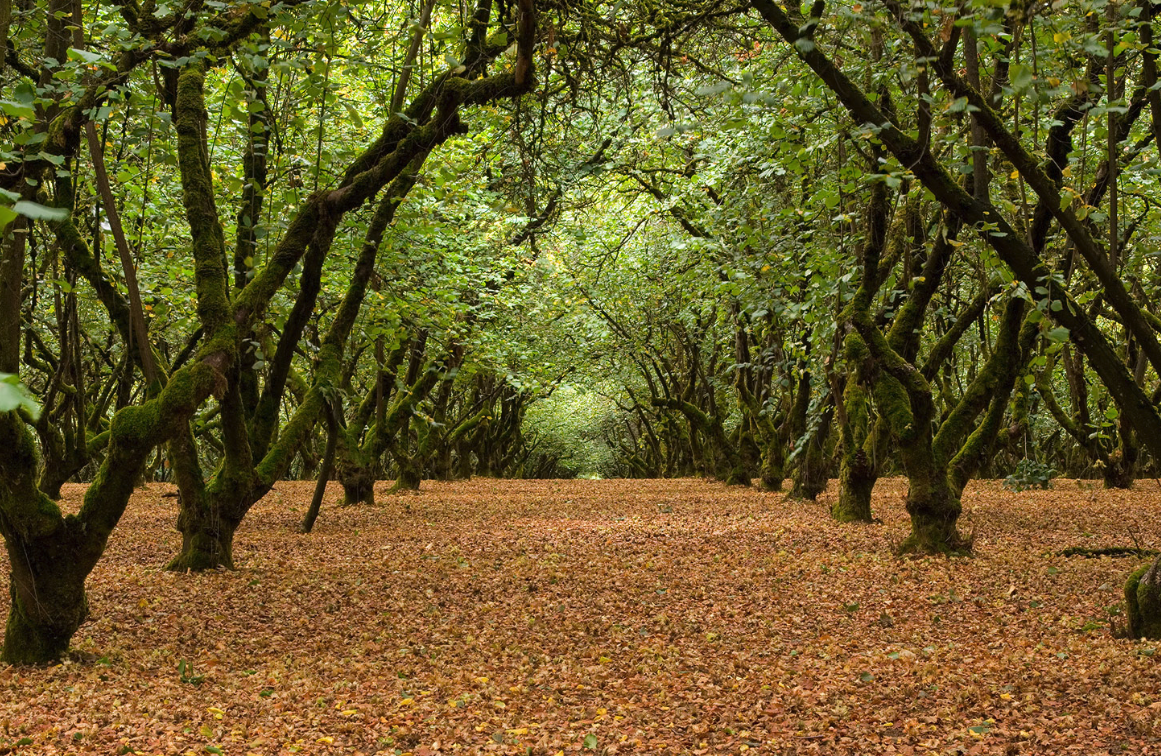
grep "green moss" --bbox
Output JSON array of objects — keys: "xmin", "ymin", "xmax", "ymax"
[
  {"xmin": 897, "ymin": 482, "xmax": 969, "ymax": 556},
  {"xmin": 872, "ymin": 374, "xmax": 914, "ymax": 443},
  {"xmin": 2, "ymin": 591, "xmax": 81, "ymax": 665},
  {"xmin": 165, "ymin": 524, "xmax": 236, "ymax": 572},
  {"xmin": 0, "ymin": 415, "xmax": 65, "ymax": 540},
  {"xmin": 835, "ymin": 449, "xmax": 874, "ymax": 523},
  {"xmin": 843, "ymin": 331, "xmax": 870, "ymax": 364},
  {"xmin": 175, "ymin": 62, "xmax": 231, "ymax": 334},
  {"xmin": 1126, "ymin": 560, "xmax": 1161, "ymax": 639},
  {"xmin": 1126, "ymin": 563, "xmax": 1148, "ymax": 635},
  {"xmin": 256, "ymin": 387, "xmax": 324, "ymax": 487},
  {"xmin": 724, "ymin": 465, "xmax": 751, "ymax": 486}
]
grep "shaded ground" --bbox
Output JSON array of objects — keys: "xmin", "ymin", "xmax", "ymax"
[{"xmin": 2, "ymin": 478, "xmax": 1161, "ymax": 755}]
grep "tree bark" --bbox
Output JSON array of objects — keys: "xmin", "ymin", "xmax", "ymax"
[
  {"xmin": 301, "ymin": 407, "xmax": 338, "ymax": 533},
  {"xmin": 1126, "ymin": 557, "xmax": 1161, "ymax": 639},
  {"xmin": 3, "ymin": 527, "xmax": 89, "ymax": 664},
  {"xmin": 790, "ymin": 397, "xmax": 833, "ymax": 501}
]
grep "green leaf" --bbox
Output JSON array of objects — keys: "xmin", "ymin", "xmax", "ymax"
[
  {"xmin": 0, "ymin": 374, "xmax": 41, "ymax": 420},
  {"xmin": 1046, "ymin": 327, "xmax": 1070, "ymax": 343},
  {"xmin": 67, "ymin": 47, "xmax": 104, "ymax": 64},
  {"xmin": 0, "ymin": 204, "xmax": 17, "ymax": 233},
  {"xmin": 13, "ymin": 200, "xmax": 68, "ymax": 221},
  {"xmin": 0, "ymin": 100, "xmax": 34, "ymax": 120},
  {"xmin": 1009, "ymin": 63, "xmax": 1033, "ymax": 91},
  {"xmin": 342, "ymin": 101, "xmax": 364, "ymax": 130},
  {"xmin": 583, "ymin": 733, "xmax": 598, "ymax": 750}
]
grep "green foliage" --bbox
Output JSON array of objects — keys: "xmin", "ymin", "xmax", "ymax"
[
  {"xmin": 1004, "ymin": 459, "xmax": 1057, "ymax": 492},
  {"xmin": 523, "ymin": 386, "xmax": 619, "ymax": 478},
  {"xmin": 178, "ymin": 659, "xmax": 205, "ymax": 685},
  {"xmin": 0, "ymin": 374, "xmax": 41, "ymax": 420}
]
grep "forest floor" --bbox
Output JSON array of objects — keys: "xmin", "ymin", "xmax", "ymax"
[{"xmin": 2, "ymin": 478, "xmax": 1161, "ymax": 755}]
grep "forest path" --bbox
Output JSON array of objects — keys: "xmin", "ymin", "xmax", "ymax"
[{"xmin": 2, "ymin": 478, "xmax": 1159, "ymax": 755}]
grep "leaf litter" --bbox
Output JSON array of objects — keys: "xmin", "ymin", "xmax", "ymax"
[{"xmin": 1, "ymin": 477, "xmax": 1160, "ymax": 755}]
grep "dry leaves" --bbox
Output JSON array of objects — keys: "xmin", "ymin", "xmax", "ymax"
[{"xmin": 1, "ymin": 478, "xmax": 1160, "ymax": 755}]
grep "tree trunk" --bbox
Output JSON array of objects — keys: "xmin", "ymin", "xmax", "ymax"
[
  {"xmin": 301, "ymin": 409, "xmax": 339, "ymax": 533},
  {"xmin": 721, "ymin": 458, "xmax": 751, "ymax": 486},
  {"xmin": 834, "ymin": 344, "xmax": 876, "ymax": 522},
  {"xmin": 3, "ymin": 534, "xmax": 89, "ymax": 665},
  {"xmin": 166, "ymin": 507, "xmax": 238, "ymax": 571},
  {"xmin": 340, "ymin": 468, "xmax": 376, "ymax": 506},
  {"xmin": 1103, "ymin": 448, "xmax": 1135, "ymax": 489},
  {"xmin": 898, "ymin": 475, "xmax": 967, "ymax": 555},
  {"xmin": 758, "ymin": 443, "xmax": 784, "ymax": 491},
  {"xmin": 452, "ymin": 446, "xmax": 474, "ymax": 479},
  {"xmin": 834, "ymin": 448, "xmax": 875, "ymax": 522},
  {"xmin": 1126, "ymin": 557, "xmax": 1161, "ymax": 639},
  {"xmin": 790, "ymin": 403, "xmax": 833, "ymax": 501},
  {"xmin": 389, "ymin": 461, "xmax": 422, "ymax": 493}
]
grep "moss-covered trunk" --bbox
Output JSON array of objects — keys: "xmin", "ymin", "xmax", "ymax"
[
  {"xmin": 452, "ymin": 445, "xmax": 474, "ymax": 479},
  {"xmin": 335, "ymin": 433, "xmax": 376, "ymax": 506},
  {"xmin": 340, "ymin": 468, "xmax": 376, "ymax": 506},
  {"xmin": 389, "ymin": 460, "xmax": 422, "ymax": 493},
  {"xmin": 166, "ymin": 510, "xmax": 238, "ymax": 571},
  {"xmin": 1103, "ymin": 437, "xmax": 1136, "ymax": 489},
  {"xmin": 3, "ymin": 535, "xmax": 89, "ymax": 665},
  {"xmin": 834, "ymin": 336, "xmax": 876, "ymax": 522},
  {"xmin": 790, "ymin": 401, "xmax": 833, "ymax": 501},
  {"xmin": 1126, "ymin": 556, "xmax": 1161, "ymax": 639},
  {"xmin": 1104, "ymin": 457, "xmax": 1134, "ymax": 489},
  {"xmin": 654, "ymin": 397, "xmax": 749, "ymax": 486},
  {"xmin": 899, "ymin": 474, "xmax": 966, "ymax": 554},
  {"xmin": 835, "ymin": 448, "xmax": 875, "ymax": 522},
  {"xmin": 758, "ymin": 442, "xmax": 784, "ymax": 491}
]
